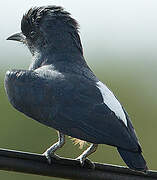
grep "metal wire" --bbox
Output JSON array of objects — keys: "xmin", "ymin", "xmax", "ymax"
[{"xmin": 0, "ymin": 148, "xmax": 156, "ymax": 180}]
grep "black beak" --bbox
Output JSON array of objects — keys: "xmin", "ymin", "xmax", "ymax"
[{"xmin": 7, "ymin": 32, "xmax": 25, "ymax": 42}]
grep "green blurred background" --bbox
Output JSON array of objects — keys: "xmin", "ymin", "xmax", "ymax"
[{"xmin": 1, "ymin": 0, "xmax": 157, "ymax": 179}]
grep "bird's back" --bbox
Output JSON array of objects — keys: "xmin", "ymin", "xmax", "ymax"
[{"xmin": 5, "ymin": 61, "xmax": 140, "ymax": 152}]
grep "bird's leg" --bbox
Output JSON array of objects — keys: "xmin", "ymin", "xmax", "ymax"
[
  {"xmin": 76, "ymin": 143, "xmax": 98, "ymax": 168},
  {"xmin": 43, "ymin": 131, "xmax": 65, "ymax": 164}
]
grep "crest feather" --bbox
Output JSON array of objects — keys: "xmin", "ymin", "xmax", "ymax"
[{"xmin": 21, "ymin": 6, "xmax": 79, "ymax": 36}]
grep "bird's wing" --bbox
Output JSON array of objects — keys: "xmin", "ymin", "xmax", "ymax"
[
  {"xmin": 4, "ymin": 68, "xmax": 63, "ymax": 125},
  {"xmin": 5, "ymin": 68, "xmax": 139, "ymax": 151},
  {"xmin": 54, "ymin": 74, "xmax": 139, "ymax": 151}
]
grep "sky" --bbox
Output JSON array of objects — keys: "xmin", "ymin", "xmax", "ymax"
[{"xmin": 1, "ymin": 0, "xmax": 157, "ymax": 68}]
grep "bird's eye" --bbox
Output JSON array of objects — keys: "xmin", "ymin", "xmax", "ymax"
[{"xmin": 30, "ymin": 31, "xmax": 36, "ymax": 38}]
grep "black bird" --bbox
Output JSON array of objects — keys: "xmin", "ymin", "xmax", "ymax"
[{"xmin": 5, "ymin": 5, "xmax": 147, "ymax": 172}]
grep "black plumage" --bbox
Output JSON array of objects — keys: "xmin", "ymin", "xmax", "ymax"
[{"xmin": 5, "ymin": 6, "xmax": 147, "ymax": 172}]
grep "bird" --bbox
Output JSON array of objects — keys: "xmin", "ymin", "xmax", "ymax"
[{"xmin": 5, "ymin": 5, "xmax": 147, "ymax": 172}]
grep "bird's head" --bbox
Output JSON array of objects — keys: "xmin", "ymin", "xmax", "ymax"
[{"xmin": 7, "ymin": 6, "xmax": 83, "ymax": 56}]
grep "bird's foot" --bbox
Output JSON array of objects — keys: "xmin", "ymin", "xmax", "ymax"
[
  {"xmin": 76, "ymin": 156, "xmax": 95, "ymax": 169},
  {"xmin": 43, "ymin": 150, "xmax": 60, "ymax": 164}
]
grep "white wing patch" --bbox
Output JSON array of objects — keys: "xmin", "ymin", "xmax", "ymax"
[{"xmin": 96, "ymin": 81, "xmax": 127, "ymax": 126}]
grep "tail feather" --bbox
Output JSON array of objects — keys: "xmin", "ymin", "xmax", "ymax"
[{"xmin": 117, "ymin": 147, "xmax": 148, "ymax": 172}]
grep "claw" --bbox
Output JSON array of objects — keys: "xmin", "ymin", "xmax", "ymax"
[
  {"xmin": 76, "ymin": 155, "xmax": 85, "ymax": 167},
  {"xmin": 43, "ymin": 151, "xmax": 61, "ymax": 164},
  {"xmin": 76, "ymin": 157, "xmax": 95, "ymax": 169},
  {"xmin": 85, "ymin": 158, "xmax": 95, "ymax": 169},
  {"xmin": 75, "ymin": 144, "xmax": 98, "ymax": 169},
  {"xmin": 43, "ymin": 132, "xmax": 65, "ymax": 164},
  {"xmin": 43, "ymin": 151, "xmax": 52, "ymax": 164}
]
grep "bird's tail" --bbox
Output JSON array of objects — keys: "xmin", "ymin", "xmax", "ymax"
[{"xmin": 117, "ymin": 147, "xmax": 148, "ymax": 172}]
